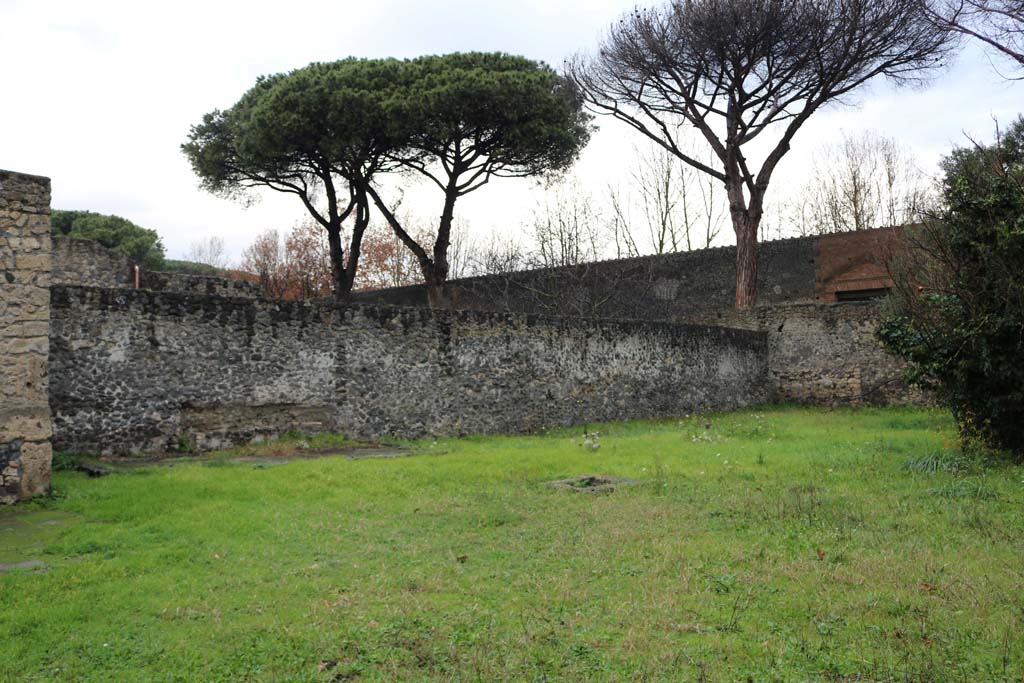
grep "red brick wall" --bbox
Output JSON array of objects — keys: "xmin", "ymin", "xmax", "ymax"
[{"xmin": 813, "ymin": 227, "xmax": 906, "ymax": 302}]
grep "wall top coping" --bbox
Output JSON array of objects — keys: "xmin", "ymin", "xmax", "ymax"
[
  {"xmin": 51, "ymin": 283, "xmax": 769, "ymax": 346},
  {"xmin": 355, "ymin": 227, "xmax": 911, "ymax": 301},
  {"xmin": 0, "ymin": 169, "xmax": 52, "ymax": 185}
]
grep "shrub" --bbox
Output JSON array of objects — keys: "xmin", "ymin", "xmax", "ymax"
[
  {"xmin": 878, "ymin": 117, "xmax": 1024, "ymax": 459},
  {"xmin": 51, "ymin": 209, "xmax": 165, "ymax": 269}
]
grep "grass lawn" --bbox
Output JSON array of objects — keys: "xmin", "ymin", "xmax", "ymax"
[{"xmin": 2, "ymin": 406, "xmax": 1023, "ymax": 682}]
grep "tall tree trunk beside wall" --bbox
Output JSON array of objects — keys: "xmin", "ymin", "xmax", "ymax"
[{"xmin": 734, "ymin": 221, "xmax": 759, "ymax": 309}]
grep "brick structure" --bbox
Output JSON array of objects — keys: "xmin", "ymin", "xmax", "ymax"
[
  {"xmin": 813, "ymin": 227, "xmax": 905, "ymax": 302},
  {"xmin": 0, "ymin": 170, "xmax": 53, "ymax": 503}
]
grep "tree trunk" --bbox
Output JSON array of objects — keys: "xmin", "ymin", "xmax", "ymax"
[
  {"xmin": 734, "ymin": 216, "xmax": 759, "ymax": 309},
  {"xmin": 424, "ymin": 185, "xmax": 460, "ymax": 310},
  {"xmin": 342, "ymin": 193, "xmax": 371, "ymax": 300},
  {"xmin": 426, "ymin": 275, "xmax": 453, "ymax": 309},
  {"xmin": 326, "ymin": 224, "xmax": 350, "ymax": 303}
]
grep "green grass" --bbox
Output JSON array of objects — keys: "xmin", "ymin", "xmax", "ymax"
[{"xmin": 2, "ymin": 406, "xmax": 1023, "ymax": 682}]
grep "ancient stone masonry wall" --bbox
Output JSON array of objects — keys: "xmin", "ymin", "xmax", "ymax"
[
  {"xmin": 52, "ymin": 236, "xmax": 134, "ymax": 288},
  {"xmin": 0, "ymin": 170, "xmax": 53, "ymax": 503},
  {"xmin": 49, "ymin": 286, "xmax": 768, "ymax": 455},
  {"xmin": 683, "ymin": 302, "xmax": 926, "ymax": 406},
  {"xmin": 356, "ymin": 229, "xmax": 921, "ymax": 406},
  {"xmin": 51, "ymin": 235, "xmax": 261, "ymax": 297},
  {"xmin": 355, "ymin": 236, "xmax": 818, "ymax": 318},
  {"xmin": 138, "ymin": 270, "xmax": 261, "ymax": 298},
  {"xmin": 758, "ymin": 303, "xmax": 925, "ymax": 405}
]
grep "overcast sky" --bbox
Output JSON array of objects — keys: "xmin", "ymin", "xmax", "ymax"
[{"xmin": 2, "ymin": 0, "xmax": 1021, "ymax": 262}]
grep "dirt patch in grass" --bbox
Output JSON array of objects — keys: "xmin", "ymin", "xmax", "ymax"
[
  {"xmin": 64, "ymin": 443, "xmax": 417, "ymax": 474},
  {"xmin": 230, "ymin": 445, "xmax": 416, "ymax": 466},
  {"xmin": 544, "ymin": 474, "xmax": 640, "ymax": 493},
  {"xmin": 0, "ymin": 508, "xmax": 76, "ymax": 564}
]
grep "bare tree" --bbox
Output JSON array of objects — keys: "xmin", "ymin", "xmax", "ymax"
[
  {"xmin": 567, "ymin": 0, "xmax": 954, "ymax": 307},
  {"xmin": 794, "ymin": 131, "xmax": 933, "ymax": 234},
  {"xmin": 634, "ymin": 144, "xmax": 686, "ymax": 252},
  {"xmin": 186, "ymin": 236, "xmax": 229, "ymax": 271},
  {"xmin": 606, "ymin": 186, "xmax": 643, "ymax": 258},
  {"xmin": 608, "ymin": 143, "xmax": 725, "ymax": 254},
  {"xmin": 628, "ymin": 141, "xmax": 726, "ymax": 252},
  {"xmin": 478, "ymin": 236, "xmax": 529, "ymax": 275},
  {"xmin": 928, "ymin": 0, "xmax": 1024, "ymax": 76},
  {"xmin": 444, "ymin": 217, "xmax": 476, "ymax": 281},
  {"xmin": 529, "ymin": 180, "xmax": 606, "ymax": 268}
]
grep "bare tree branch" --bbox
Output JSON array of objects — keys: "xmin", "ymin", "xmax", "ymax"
[{"xmin": 567, "ymin": 0, "xmax": 954, "ymax": 307}]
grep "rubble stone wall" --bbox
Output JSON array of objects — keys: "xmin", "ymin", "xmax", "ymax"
[{"xmin": 49, "ymin": 286, "xmax": 769, "ymax": 455}]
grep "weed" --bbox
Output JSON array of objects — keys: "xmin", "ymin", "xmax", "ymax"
[
  {"xmin": 50, "ymin": 452, "xmax": 82, "ymax": 472},
  {"xmin": 904, "ymin": 449, "xmax": 970, "ymax": 474},
  {"xmin": 928, "ymin": 478, "xmax": 999, "ymax": 500}
]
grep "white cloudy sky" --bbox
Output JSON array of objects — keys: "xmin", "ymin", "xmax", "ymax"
[{"xmin": 1, "ymin": 0, "xmax": 1021, "ymax": 262}]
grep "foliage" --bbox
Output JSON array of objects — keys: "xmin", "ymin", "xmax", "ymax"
[
  {"xmin": 878, "ymin": 117, "xmax": 1024, "ymax": 458},
  {"xmin": 162, "ymin": 259, "xmax": 222, "ymax": 276},
  {"xmin": 184, "ymin": 53, "xmax": 590, "ymax": 306},
  {"xmin": 397, "ymin": 53, "xmax": 591, "ymax": 180},
  {"xmin": 183, "ymin": 58, "xmax": 401, "ymax": 300},
  {"xmin": 240, "ymin": 221, "xmax": 332, "ymax": 300},
  {"xmin": 4, "ymin": 407, "xmax": 1024, "ymax": 681},
  {"xmin": 50, "ymin": 209, "xmax": 165, "ymax": 269},
  {"xmin": 354, "ymin": 224, "xmax": 429, "ymax": 291},
  {"xmin": 366, "ymin": 52, "xmax": 593, "ymax": 307},
  {"xmin": 183, "ymin": 59, "xmax": 401, "ymax": 200}
]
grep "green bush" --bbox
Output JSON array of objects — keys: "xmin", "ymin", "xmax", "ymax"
[
  {"xmin": 878, "ymin": 117, "xmax": 1024, "ymax": 459},
  {"xmin": 51, "ymin": 209, "xmax": 165, "ymax": 269},
  {"xmin": 162, "ymin": 259, "xmax": 221, "ymax": 275}
]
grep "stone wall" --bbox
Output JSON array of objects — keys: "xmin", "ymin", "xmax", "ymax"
[
  {"xmin": 356, "ymin": 229, "xmax": 906, "ymax": 315},
  {"xmin": 51, "ymin": 234, "xmax": 261, "ymax": 298},
  {"xmin": 138, "ymin": 270, "xmax": 262, "ymax": 298},
  {"xmin": 759, "ymin": 303, "xmax": 923, "ymax": 404},
  {"xmin": 686, "ymin": 302, "xmax": 923, "ymax": 405},
  {"xmin": 356, "ymin": 229, "xmax": 920, "ymax": 406},
  {"xmin": 0, "ymin": 170, "xmax": 53, "ymax": 503},
  {"xmin": 49, "ymin": 286, "xmax": 768, "ymax": 455},
  {"xmin": 52, "ymin": 235, "xmax": 134, "ymax": 288},
  {"xmin": 356, "ymin": 236, "xmax": 819, "ymax": 318}
]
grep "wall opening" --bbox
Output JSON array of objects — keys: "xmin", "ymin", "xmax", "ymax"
[{"xmin": 836, "ymin": 287, "xmax": 891, "ymax": 302}]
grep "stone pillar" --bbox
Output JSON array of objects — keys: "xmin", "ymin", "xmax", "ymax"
[{"xmin": 0, "ymin": 170, "xmax": 53, "ymax": 504}]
